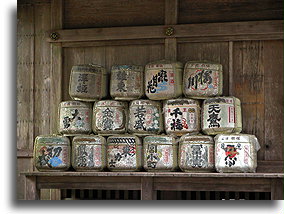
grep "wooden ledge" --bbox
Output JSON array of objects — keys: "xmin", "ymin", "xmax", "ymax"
[{"xmin": 22, "ymin": 171, "xmax": 284, "ymax": 178}]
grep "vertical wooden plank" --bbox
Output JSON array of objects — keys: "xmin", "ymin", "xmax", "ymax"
[
  {"xmin": 50, "ymin": 189, "xmax": 61, "ymax": 200},
  {"xmin": 232, "ymin": 41, "xmax": 265, "ymax": 161},
  {"xmin": 263, "ymin": 40, "xmax": 283, "ymax": 161},
  {"xmin": 25, "ymin": 176, "xmax": 40, "ymax": 200},
  {"xmin": 164, "ymin": 0, "xmax": 178, "ymax": 61},
  {"xmin": 271, "ymin": 179, "xmax": 283, "ymax": 200},
  {"xmin": 50, "ymin": 0, "xmax": 63, "ymax": 133},
  {"xmin": 124, "ymin": 190, "xmax": 129, "ymax": 200},
  {"xmin": 17, "ymin": 158, "xmax": 33, "ymax": 200},
  {"xmin": 17, "ymin": 4, "xmax": 35, "ymax": 152},
  {"xmin": 228, "ymin": 41, "xmax": 234, "ymax": 96},
  {"xmin": 141, "ymin": 177, "xmax": 156, "ymax": 200}
]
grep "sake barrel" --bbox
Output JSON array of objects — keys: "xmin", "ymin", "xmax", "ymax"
[
  {"xmin": 201, "ymin": 96, "xmax": 242, "ymax": 135},
  {"xmin": 214, "ymin": 134, "xmax": 260, "ymax": 173},
  {"xmin": 143, "ymin": 135, "xmax": 178, "ymax": 171},
  {"xmin": 71, "ymin": 135, "xmax": 106, "ymax": 171},
  {"xmin": 107, "ymin": 135, "xmax": 142, "ymax": 171},
  {"xmin": 34, "ymin": 135, "xmax": 70, "ymax": 171},
  {"xmin": 92, "ymin": 100, "xmax": 128, "ymax": 135},
  {"xmin": 183, "ymin": 61, "xmax": 223, "ymax": 99},
  {"xmin": 69, "ymin": 64, "xmax": 109, "ymax": 102},
  {"xmin": 145, "ymin": 60, "xmax": 183, "ymax": 100},
  {"xmin": 110, "ymin": 65, "xmax": 144, "ymax": 100},
  {"xmin": 58, "ymin": 101, "xmax": 92, "ymax": 136},
  {"xmin": 128, "ymin": 100, "xmax": 163, "ymax": 136},
  {"xmin": 163, "ymin": 99, "xmax": 201, "ymax": 136},
  {"xmin": 179, "ymin": 134, "xmax": 215, "ymax": 172}
]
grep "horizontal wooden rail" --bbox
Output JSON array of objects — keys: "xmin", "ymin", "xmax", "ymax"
[{"xmin": 46, "ymin": 20, "xmax": 283, "ymax": 43}]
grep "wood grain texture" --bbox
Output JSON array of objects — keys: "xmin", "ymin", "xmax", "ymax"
[
  {"xmin": 63, "ymin": 0, "xmax": 164, "ymax": 29},
  {"xmin": 141, "ymin": 177, "xmax": 156, "ymax": 200},
  {"xmin": 47, "ymin": 20, "xmax": 283, "ymax": 43},
  {"xmin": 271, "ymin": 179, "xmax": 283, "ymax": 200},
  {"xmin": 17, "ymin": 4, "xmax": 35, "ymax": 152},
  {"xmin": 232, "ymin": 41, "xmax": 265, "ymax": 160},
  {"xmin": 263, "ymin": 40, "xmax": 283, "ymax": 161},
  {"xmin": 178, "ymin": 0, "xmax": 283, "ymax": 24}
]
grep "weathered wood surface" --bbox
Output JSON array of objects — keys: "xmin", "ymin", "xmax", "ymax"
[
  {"xmin": 23, "ymin": 172, "xmax": 284, "ymax": 178},
  {"xmin": 178, "ymin": 0, "xmax": 283, "ymax": 24},
  {"xmin": 47, "ymin": 20, "xmax": 283, "ymax": 43}
]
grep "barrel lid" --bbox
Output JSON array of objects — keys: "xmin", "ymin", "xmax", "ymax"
[
  {"xmin": 203, "ymin": 96, "xmax": 240, "ymax": 105},
  {"xmin": 35, "ymin": 134, "xmax": 70, "ymax": 145},
  {"xmin": 164, "ymin": 98, "xmax": 200, "ymax": 106},
  {"xmin": 180, "ymin": 134, "xmax": 213, "ymax": 144},
  {"xmin": 144, "ymin": 135, "xmax": 177, "ymax": 145},
  {"xmin": 60, "ymin": 101, "xmax": 92, "ymax": 108},
  {"xmin": 145, "ymin": 59, "xmax": 183, "ymax": 69},
  {"xmin": 72, "ymin": 135, "xmax": 106, "ymax": 145},
  {"xmin": 184, "ymin": 61, "xmax": 222, "ymax": 70},
  {"xmin": 130, "ymin": 99, "xmax": 161, "ymax": 107},
  {"xmin": 111, "ymin": 65, "xmax": 143, "ymax": 71},
  {"xmin": 71, "ymin": 64, "xmax": 106, "ymax": 73},
  {"xmin": 214, "ymin": 133, "xmax": 260, "ymax": 151},
  {"xmin": 95, "ymin": 100, "xmax": 127, "ymax": 107}
]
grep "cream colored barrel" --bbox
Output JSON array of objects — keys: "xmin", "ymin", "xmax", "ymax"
[
  {"xmin": 71, "ymin": 135, "xmax": 106, "ymax": 171},
  {"xmin": 106, "ymin": 135, "xmax": 142, "ymax": 171},
  {"xmin": 145, "ymin": 60, "xmax": 183, "ymax": 100},
  {"xmin": 201, "ymin": 96, "xmax": 242, "ymax": 135},
  {"xmin": 92, "ymin": 100, "xmax": 128, "ymax": 135},
  {"xmin": 178, "ymin": 134, "xmax": 215, "ymax": 172},
  {"xmin": 69, "ymin": 64, "xmax": 109, "ymax": 102},
  {"xmin": 34, "ymin": 135, "xmax": 71, "ymax": 171},
  {"xmin": 163, "ymin": 99, "xmax": 201, "ymax": 136},
  {"xmin": 58, "ymin": 101, "xmax": 92, "ymax": 136},
  {"xmin": 110, "ymin": 65, "xmax": 144, "ymax": 100},
  {"xmin": 128, "ymin": 99, "xmax": 163, "ymax": 136},
  {"xmin": 143, "ymin": 135, "xmax": 178, "ymax": 171},
  {"xmin": 183, "ymin": 61, "xmax": 223, "ymax": 99},
  {"xmin": 214, "ymin": 134, "xmax": 260, "ymax": 173}
]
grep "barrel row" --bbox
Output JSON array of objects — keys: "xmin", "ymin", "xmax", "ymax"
[
  {"xmin": 58, "ymin": 97, "xmax": 241, "ymax": 137},
  {"xmin": 69, "ymin": 60, "xmax": 222, "ymax": 102},
  {"xmin": 34, "ymin": 134, "xmax": 259, "ymax": 173}
]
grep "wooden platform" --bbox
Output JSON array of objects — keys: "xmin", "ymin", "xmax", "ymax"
[{"xmin": 22, "ymin": 172, "xmax": 284, "ymax": 200}]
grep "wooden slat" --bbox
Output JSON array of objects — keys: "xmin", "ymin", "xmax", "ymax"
[
  {"xmin": 17, "ymin": 158, "xmax": 33, "ymax": 199},
  {"xmin": 47, "ymin": 20, "xmax": 283, "ymax": 43},
  {"xmin": 263, "ymin": 40, "xmax": 283, "ymax": 161},
  {"xmin": 63, "ymin": 0, "xmax": 165, "ymax": 29},
  {"xmin": 257, "ymin": 161, "xmax": 284, "ymax": 173},
  {"xmin": 178, "ymin": 0, "xmax": 283, "ymax": 24},
  {"xmin": 141, "ymin": 177, "xmax": 156, "ymax": 200},
  {"xmin": 25, "ymin": 176, "xmax": 39, "ymax": 200},
  {"xmin": 271, "ymin": 179, "xmax": 283, "ymax": 200}
]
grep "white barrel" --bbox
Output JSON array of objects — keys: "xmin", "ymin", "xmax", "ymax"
[
  {"xmin": 214, "ymin": 134, "xmax": 260, "ymax": 173},
  {"xmin": 201, "ymin": 96, "xmax": 242, "ymax": 135},
  {"xmin": 183, "ymin": 61, "xmax": 223, "ymax": 99}
]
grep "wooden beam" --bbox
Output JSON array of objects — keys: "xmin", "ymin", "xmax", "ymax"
[
  {"xmin": 47, "ymin": 20, "xmax": 283, "ymax": 43},
  {"xmin": 271, "ymin": 179, "xmax": 283, "ymax": 200},
  {"xmin": 25, "ymin": 176, "xmax": 40, "ymax": 200},
  {"xmin": 141, "ymin": 177, "xmax": 156, "ymax": 200}
]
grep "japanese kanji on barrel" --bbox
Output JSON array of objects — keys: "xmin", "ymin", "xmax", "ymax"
[
  {"xmin": 58, "ymin": 101, "xmax": 92, "ymax": 136},
  {"xmin": 69, "ymin": 64, "xmax": 109, "ymax": 102},
  {"xmin": 110, "ymin": 65, "xmax": 144, "ymax": 100},
  {"xmin": 71, "ymin": 135, "xmax": 106, "ymax": 171},
  {"xmin": 201, "ymin": 96, "xmax": 242, "ymax": 135},
  {"xmin": 34, "ymin": 135, "xmax": 71, "ymax": 171},
  {"xmin": 92, "ymin": 100, "xmax": 128, "ymax": 135},
  {"xmin": 145, "ymin": 60, "xmax": 183, "ymax": 100},
  {"xmin": 128, "ymin": 99, "xmax": 163, "ymax": 136},
  {"xmin": 163, "ymin": 99, "xmax": 201, "ymax": 136},
  {"xmin": 178, "ymin": 134, "xmax": 215, "ymax": 172},
  {"xmin": 214, "ymin": 134, "xmax": 260, "ymax": 173},
  {"xmin": 183, "ymin": 61, "xmax": 223, "ymax": 99},
  {"xmin": 106, "ymin": 135, "xmax": 142, "ymax": 171},
  {"xmin": 143, "ymin": 135, "xmax": 178, "ymax": 171}
]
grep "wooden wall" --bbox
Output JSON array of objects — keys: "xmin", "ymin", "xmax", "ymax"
[{"xmin": 17, "ymin": 0, "xmax": 283, "ymax": 200}]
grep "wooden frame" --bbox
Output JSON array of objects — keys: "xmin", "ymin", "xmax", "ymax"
[{"xmin": 23, "ymin": 172, "xmax": 284, "ymax": 200}]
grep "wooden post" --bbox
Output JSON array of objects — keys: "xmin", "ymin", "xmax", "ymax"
[
  {"xmin": 271, "ymin": 179, "xmax": 283, "ymax": 200},
  {"xmin": 25, "ymin": 176, "xmax": 40, "ymax": 200},
  {"xmin": 164, "ymin": 0, "xmax": 178, "ymax": 61},
  {"xmin": 141, "ymin": 177, "xmax": 156, "ymax": 200}
]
